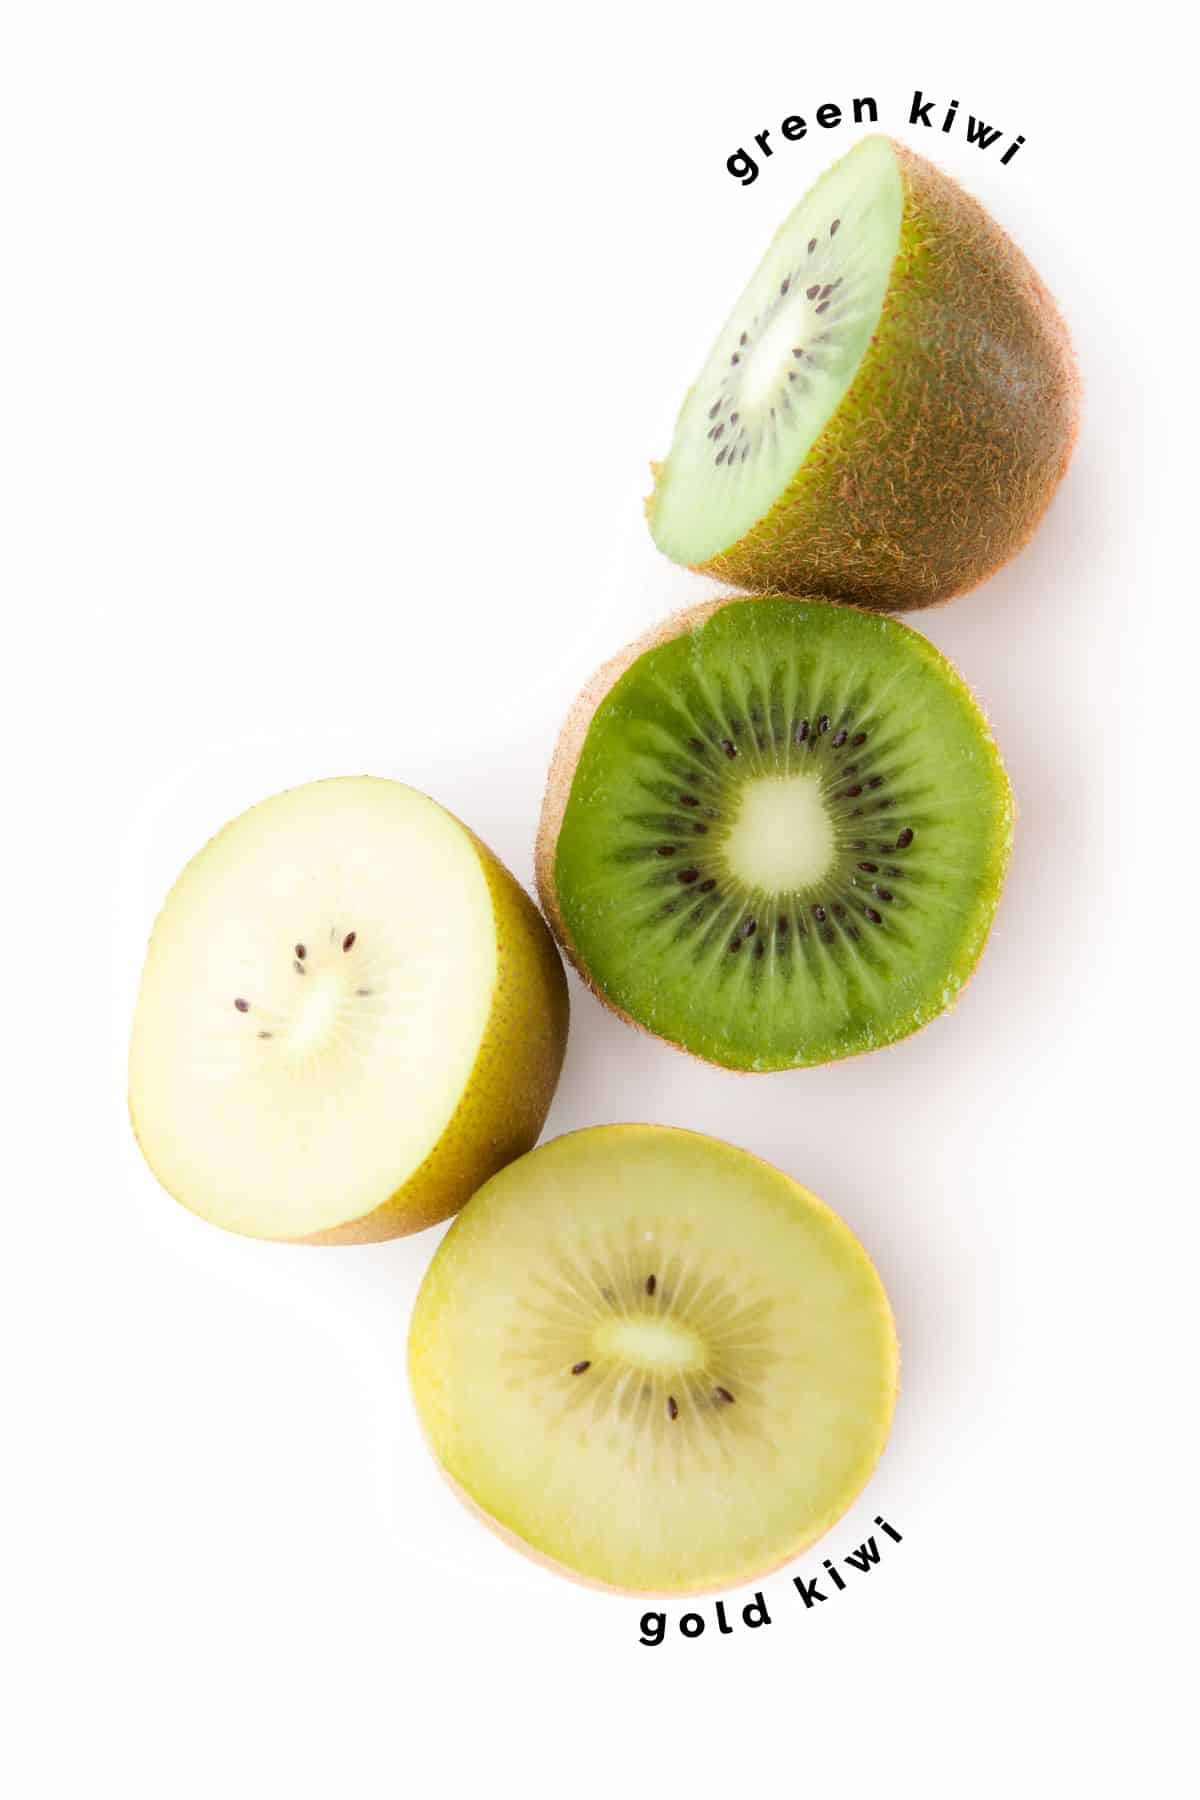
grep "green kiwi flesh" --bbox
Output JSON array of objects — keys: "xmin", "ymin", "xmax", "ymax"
[
  {"xmin": 646, "ymin": 135, "xmax": 1079, "ymax": 610},
  {"xmin": 539, "ymin": 598, "xmax": 1012, "ymax": 1071},
  {"xmin": 408, "ymin": 1125, "xmax": 898, "ymax": 1595}
]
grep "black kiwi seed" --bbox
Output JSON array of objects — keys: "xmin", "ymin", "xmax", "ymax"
[
  {"xmin": 721, "ymin": 739, "xmax": 737, "ymax": 758},
  {"xmin": 875, "ymin": 887, "xmax": 894, "ymax": 902},
  {"xmin": 656, "ymin": 844, "xmax": 676, "ymax": 857},
  {"xmin": 812, "ymin": 905, "xmax": 827, "ymax": 922},
  {"xmin": 754, "ymin": 939, "xmax": 765, "ymax": 959},
  {"xmin": 667, "ymin": 1396, "xmax": 679, "ymax": 1420},
  {"xmin": 777, "ymin": 916, "xmax": 789, "ymax": 933},
  {"xmin": 852, "ymin": 732, "xmax": 867, "ymax": 747},
  {"xmin": 646, "ymin": 1274, "xmax": 657, "ymax": 1295},
  {"xmin": 896, "ymin": 828, "xmax": 915, "ymax": 849},
  {"xmin": 729, "ymin": 937, "xmax": 742, "ymax": 953},
  {"xmin": 234, "ymin": 998, "xmax": 249, "ymax": 1012},
  {"xmin": 806, "ymin": 284, "xmax": 819, "ymax": 299},
  {"xmin": 343, "ymin": 932, "xmax": 356, "ymax": 951},
  {"xmin": 741, "ymin": 918, "xmax": 757, "ymax": 937},
  {"xmin": 571, "ymin": 1361, "xmax": 591, "ymax": 1375},
  {"xmin": 294, "ymin": 943, "xmax": 306, "ymax": 960},
  {"xmin": 864, "ymin": 907, "xmax": 883, "ymax": 925},
  {"xmin": 795, "ymin": 718, "xmax": 809, "ymax": 743},
  {"xmin": 679, "ymin": 793, "xmax": 699, "ymax": 807},
  {"xmin": 832, "ymin": 728, "xmax": 847, "ymax": 747},
  {"xmin": 858, "ymin": 861, "xmax": 879, "ymax": 873},
  {"xmin": 830, "ymin": 218, "xmax": 841, "ymax": 235},
  {"xmin": 818, "ymin": 715, "xmax": 830, "ymax": 733},
  {"xmin": 807, "ymin": 237, "xmax": 817, "ymax": 253},
  {"xmin": 699, "ymin": 879, "xmax": 717, "ymax": 893},
  {"xmin": 714, "ymin": 1386, "xmax": 735, "ymax": 1405},
  {"xmin": 677, "ymin": 868, "xmax": 699, "ymax": 885}
]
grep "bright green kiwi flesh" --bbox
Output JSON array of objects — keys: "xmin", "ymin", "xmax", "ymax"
[
  {"xmin": 408, "ymin": 1125, "xmax": 898, "ymax": 1595},
  {"xmin": 646, "ymin": 135, "xmax": 1079, "ymax": 610},
  {"xmin": 544, "ymin": 598, "xmax": 1012, "ymax": 1071}
]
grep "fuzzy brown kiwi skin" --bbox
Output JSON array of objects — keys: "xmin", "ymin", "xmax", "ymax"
[
  {"xmin": 646, "ymin": 137, "xmax": 1081, "ymax": 611},
  {"xmin": 535, "ymin": 597, "xmax": 1014, "ymax": 1072}
]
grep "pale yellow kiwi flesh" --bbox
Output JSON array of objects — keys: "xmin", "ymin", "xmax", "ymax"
[
  {"xmin": 409, "ymin": 1125, "xmax": 898, "ymax": 1594},
  {"xmin": 128, "ymin": 777, "xmax": 568, "ymax": 1242}
]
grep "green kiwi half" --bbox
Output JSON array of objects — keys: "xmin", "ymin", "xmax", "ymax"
[
  {"xmin": 645, "ymin": 135, "xmax": 1079, "ymax": 609},
  {"xmin": 408, "ymin": 1125, "xmax": 898, "ymax": 1595},
  {"xmin": 536, "ymin": 597, "xmax": 1012, "ymax": 1071}
]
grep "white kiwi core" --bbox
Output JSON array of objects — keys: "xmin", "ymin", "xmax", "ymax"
[
  {"xmin": 722, "ymin": 772, "xmax": 836, "ymax": 892},
  {"xmin": 594, "ymin": 1315, "xmax": 707, "ymax": 1373},
  {"xmin": 129, "ymin": 777, "xmax": 497, "ymax": 1240}
]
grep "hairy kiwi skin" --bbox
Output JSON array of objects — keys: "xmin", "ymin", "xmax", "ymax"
[
  {"xmin": 535, "ymin": 599, "xmax": 1012, "ymax": 1071},
  {"xmin": 408, "ymin": 1124, "xmax": 901, "ymax": 1596},
  {"xmin": 130, "ymin": 787, "xmax": 569, "ymax": 1245},
  {"xmin": 646, "ymin": 138, "xmax": 1080, "ymax": 610}
]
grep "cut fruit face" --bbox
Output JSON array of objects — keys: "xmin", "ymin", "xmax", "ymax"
[
  {"xmin": 129, "ymin": 777, "xmax": 568, "ymax": 1242},
  {"xmin": 408, "ymin": 1125, "xmax": 898, "ymax": 1595},
  {"xmin": 645, "ymin": 136, "xmax": 1080, "ymax": 610},
  {"xmin": 650, "ymin": 136, "xmax": 903, "ymax": 568},
  {"xmin": 542, "ymin": 598, "xmax": 1012, "ymax": 1071}
]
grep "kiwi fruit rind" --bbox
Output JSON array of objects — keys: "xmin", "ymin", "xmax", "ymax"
[
  {"xmin": 645, "ymin": 134, "xmax": 1079, "ymax": 609},
  {"xmin": 537, "ymin": 596, "xmax": 1012, "ymax": 1071},
  {"xmin": 129, "ymin": 776, "xmax": 568, "ymax": 1243},
  {"xmin": 408, "ymin": 1124, "xmax": 898, "ymax": 1595}
]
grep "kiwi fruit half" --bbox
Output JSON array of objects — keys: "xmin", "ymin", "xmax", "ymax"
[
  {"xmin": 537, "ymin": 597, "xmax": 1012, "ymax": 1071},
  {"xmin": 409, "ymin": 1125, "xmax": 898, "ymax": 1594},
  {"xmin": 129, "ymin": 777, "xmax": 568, "ymax": 1243},
  {"xmin": 645, "ymin": 135, "xmax": 1079, "ymax": 609}
]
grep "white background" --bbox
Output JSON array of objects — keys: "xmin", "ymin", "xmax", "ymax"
[{"xmin": 3, "ymin": 4, "xmax": 1194, "ymax": 1794}]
